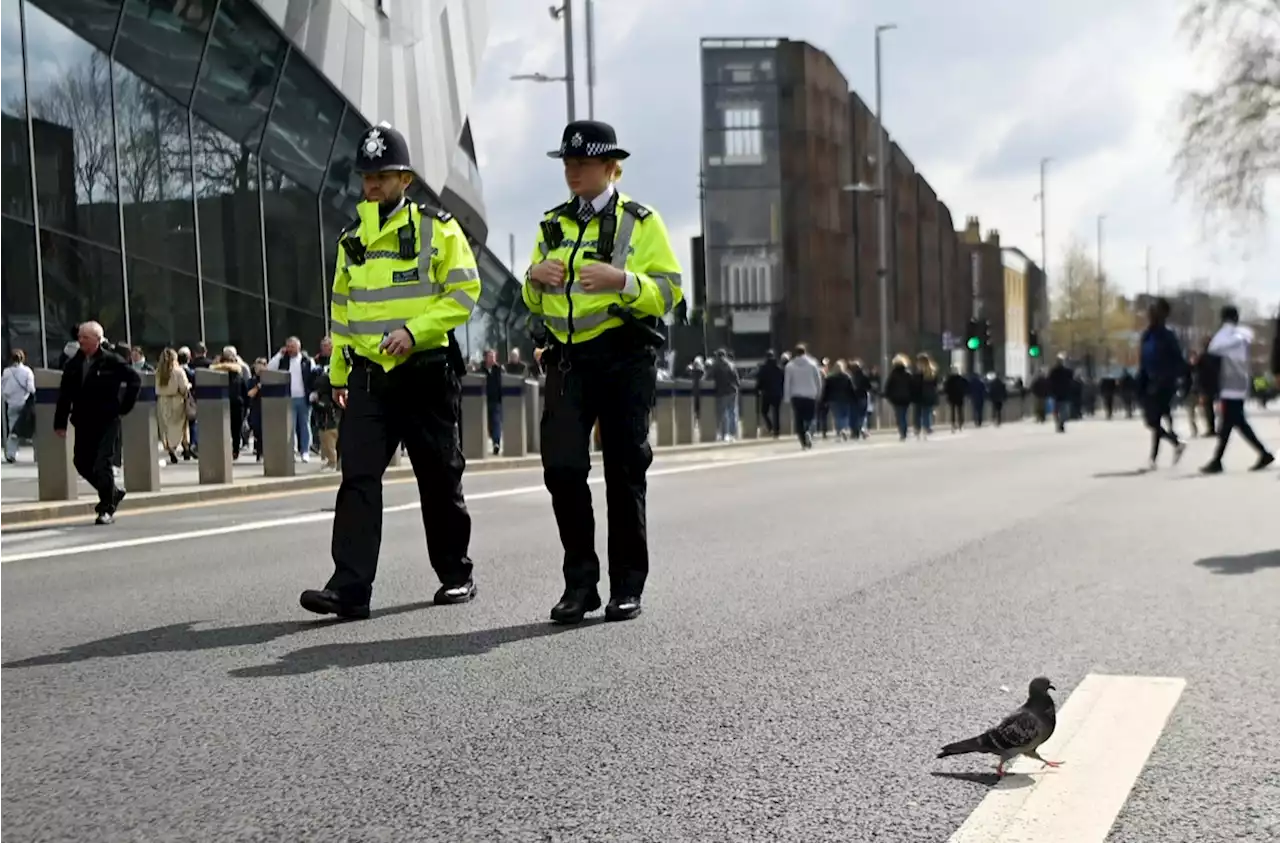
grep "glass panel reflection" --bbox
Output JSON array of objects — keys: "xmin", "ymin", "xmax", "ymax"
[
  {"xmin": 22, "ymin": 0, "xmax": 123, "ymax": 53},
  {"xmin": 114, "ymin": 0, "xmax": 217, "ymax": 107},
  {"xmin": 202, "ymin": 280, "xmax": 266, "ymax": 360},
  {"xmin": 127, "ymin": 255, "xmax": 200, "ymax": 356},
  {"xmin": 268, "ymin": 302, "xmax": 324, "ymax": 355},
  {"xmin": 114, "ymin": 61, "xmax": 196, "ymax": 274},
  {"xmin": 2, "ymin": 219, "xmax": 42, "ymax": 365},
  {"xmin": 39, "ymin": 229, "xmax": 126, "ymax": 365},
  {"xmin": 192, "ymin": 113, "xmax": 263, "ymax": 295},
  {"xmin": 261, "ymin": 159, "xmax": 323, "ymax": 314},
  {"xmin": 2, "ymin": 0, "xmax": 33, "ymax": 221},
  {"xmin": 24, "ymin": 1, "xmax": 120, "ymax": 246},
  {"xmin": 192, "ymin": 0, "xmax": 286, "ymax": 150},
  {"xmin": 261, "ymin": 50, "xmax": 342, "ymax": 192}
]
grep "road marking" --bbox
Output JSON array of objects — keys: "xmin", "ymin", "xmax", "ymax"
[
  {"xmin": 948, "ymin": 673, "xmax": 1186, "ymax": 843},
  {"xmin": 1, "ymin": 437, "xmax": 956, "ymax": 563},
  {"xmin": 0, "ymin": 528, "xmax": 66, "ymax": 543}
]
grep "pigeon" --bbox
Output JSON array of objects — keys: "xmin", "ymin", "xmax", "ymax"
[{"xmin": 937, "ymin": 676, "xmax": 1062, "ymax": 777}]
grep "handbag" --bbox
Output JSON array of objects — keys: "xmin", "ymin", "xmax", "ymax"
[{"xmin": 183, "ymin": 389, "xmax": 198, "ymax": 422}]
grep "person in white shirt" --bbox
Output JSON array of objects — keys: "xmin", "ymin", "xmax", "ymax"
[
  {"xmin": 2, "ymin": 349, "xmax": 36, "ymax": 462},
  {"xmin": 267, "ymin": 336, "xmax": 318, "ymax": 462},
  {"xmin": 1201, "ymin": 305, "xmax": 1274, "ymax": 474},
  {"xmin": 783, "ymin": 343, "xmax": 823, "ymax": 449}
]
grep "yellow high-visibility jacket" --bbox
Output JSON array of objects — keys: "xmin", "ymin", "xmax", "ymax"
[
  {"xmin": 329, "ymin": 201, "xmax": 480, "ymax": 388},
  {"xmin": 522, "ymin": 191, "xmax": 682, "ymax": 344}
]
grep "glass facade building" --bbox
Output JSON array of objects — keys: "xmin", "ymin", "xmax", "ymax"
[{"xmin": 1, "ymin": 0, "xmax": 527, "ymax": 367}]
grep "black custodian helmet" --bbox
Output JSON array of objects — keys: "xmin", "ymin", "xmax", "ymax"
[
  {"xmin": 547, "ymin": 120, "xmax": 630, "ymax": 160},
  {"xmin": 355, "ymin": 122, "xmax": 414, "ymax": 174}
]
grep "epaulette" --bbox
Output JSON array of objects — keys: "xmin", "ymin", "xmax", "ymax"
[
  {"xmin": 621, "ymin": 200, "xmax": 652, "ymax": 220},
  {"xmin": 338, "ymin": 216, "xmax": 360, "ymax": 239},
  {"xmin": 419, "ymin": 203, "xmax": 453, "ymax": 224}
]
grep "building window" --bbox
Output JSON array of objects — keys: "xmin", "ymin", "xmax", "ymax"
[{"xmin": 722, "ymin": 105, "xmax": 763, "ymax": 165}]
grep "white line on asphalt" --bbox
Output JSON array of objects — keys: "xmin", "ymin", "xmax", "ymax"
[
  {"xmin": 0, "ymin": 528, "xmax": 67, "ymax": 543},
  {"xmin": 948, "ymin": 673, "xmax": 1187, "ymax": 843},
  {"xmin": 1, "ymin": 436, "xmax": 967, "ymax": 564}
]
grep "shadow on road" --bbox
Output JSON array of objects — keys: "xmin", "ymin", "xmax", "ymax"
[
  {"xmin": 929, "ymin": 771, "xmax": 1034, "ymax": 790},
  {"xmin": 1091, "ymin": 468, "xmax": 1152, "ymax": 478},
  {"xmin": 228, "ymin": 619, "xmax": 603, "ymax": 678},
  {"xmin": 1, "ymin": 601, "xmax": 435, "ymax": 668},
  {"xmin": 1194, "ymin": 550, "xmax": 1280, "ymax": 576}
]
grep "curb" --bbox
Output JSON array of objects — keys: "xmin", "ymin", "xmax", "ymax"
[{"xmin": 0, "ymin": 437, "xmax": 782, "ymax": 527}]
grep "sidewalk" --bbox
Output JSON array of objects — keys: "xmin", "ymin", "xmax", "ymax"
[{"xmin": 0, "ymin": 437, "xmax": 781, "ymax": 526}]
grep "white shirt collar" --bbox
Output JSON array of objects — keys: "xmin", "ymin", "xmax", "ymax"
[{"xmin": 578, "ymin": 185, "xmax": 615, "ymax": 214}]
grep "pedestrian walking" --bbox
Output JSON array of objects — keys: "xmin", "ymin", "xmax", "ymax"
[
  {"xmin": 757, "ymin": 350, "xmax": 784, "ymax": 437},
  {"xmin": 523, "ymin": 119, "xmax": 683, "ymax": 624},
  {"xmin": 1200, "ymin": 306, "xmax": 1274, "ymax": 474},
  {"xmin": 783, "ymin": 343, "xmax": 823, "ymax": 448},
  {"xmin": 53, "ymin": 322, "xmax": 141, "ymax": 524},
  {"xmin": 482, "ymin": 349, "xmax": 504, "ymax": 455},
  {"xmin": 2, "ymin": 349, "xmax": 35, "ymax": 463},
  {"xmin": 1137, "ymin": 298, "xmax": 1187, "ymax": 469},
  {"xmin": 300, "ymin": 122, "xmax": 482, "ymax": 620}
]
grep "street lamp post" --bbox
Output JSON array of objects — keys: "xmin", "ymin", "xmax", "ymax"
[
  {"xmin": 1033, "ymin": 157, "xmax": 1050, "ymax": 375},
  {"xmin": 511, "ymin": 3, "xmax": 576, "ymax": 123},
  {"xmin": 873, "ymin": 23, "xmax": 897, "ymax": 423},
  {"xmin": 1096, "ymin": 213, "xmax": 1106, "ymax": 374}
]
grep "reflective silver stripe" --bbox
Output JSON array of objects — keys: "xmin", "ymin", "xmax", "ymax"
[
  {"xmin": 365, "ymin": 250, "xmax": 401, "ymax": 261},
  {"xmin": 329, "ymin": 327, "xmax": 350, "ymax": 339},
  {"xmin": 611, "ymin": 209, "xmax": 638, "ymax": 269},
  {"xmin": 444, "ymin": 267, "xmax": 479, "ymax": 286},
  {"xmin": 444, "ymin": 287, "xmax": 476, "ymax": 313},
  {"xmin": 538, "ymin": 241, "xmax": 550, "ymax": 258},
  {"xmin": 347, "ymin": 318, "xmax": 408, "ymax": 335},
  {"xmin": 349, "ymin": 284, "xmax": 432, "ymax": 303},
  {"xmin": 649, "ymin": 272, "xmax": 682, "ymax": 312},
  {"xmin": 331, "ymin": 291, "xmax": 349, "ymax": 306},
  {"xmin": 543, "ymin": 309, "xmax": 617, "ymax": 333}
]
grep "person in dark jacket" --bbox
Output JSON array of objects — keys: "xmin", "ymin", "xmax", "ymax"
[
  {"xmin": 943, "ymin": 368, "xmax": 967, "ymax": 432},
  {"xmin": 884, "ymin": 355, "xmax": 914, "ymax": 440},
  {"xmin": 1048, "ymin": 355, "xmax": 1074, "ymax": 432},
  {"xmin": 1137, "ymin": 297, "xmax": 1187, "ymax": 468},
  {"xmin": 967, "ymin": 371, "xmax": 987, "ymax": 427},
  {"xmin": 1030, "ymin": 373, "xmax": 1049, "ymax": 423},
  {"xmin": 53, "ymin": 321, "xmax": 141, "ymax": 525},
  {"xmin": 245, "ymin": 358, "xmax": 268, "ymax": 461},
  {"xmin": 911, "ymin": 353, "xmax": 939, "ymax": 438},
  {"xmin": 1099, "ymin": 375, "xmax": 1117, "ymax": 419},
  {"xmin": 1196, "ymin": 338, "xmax": 1220, "ymax": 437},
  {"xmin": 1119, "ymin": 370, "xmax": 1137, "ymax": 418},
  {"xmin": 757, "ymin": 351, "xmax": 785, "ymax": 437},
  {"xmin": 482, "ymin": 349, "xmax": 504, "ymax": 456},
  {"xmin": 210, "ymin": 355, "xmax": 249, "ymax": 460},
  {"xmin": 820, "ymin": 360, "xmax": 856, "ymax": 440},
  {"xmin": 848, "ymin": 360, "xmax": 872, "ymax": 439}
]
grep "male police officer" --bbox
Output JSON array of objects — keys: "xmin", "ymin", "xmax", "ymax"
[{"xmin": 300, "ymin": 122, "xmax": 482, "ymax": 620}]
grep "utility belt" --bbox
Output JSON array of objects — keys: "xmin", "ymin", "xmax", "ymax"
[
  {"xmin": 345, "ymin": 330, "xmax": 465, "ymax": 380},
  {"xmin": 541, "ymin": 318, "xmax": 658, "ymax": 373}
]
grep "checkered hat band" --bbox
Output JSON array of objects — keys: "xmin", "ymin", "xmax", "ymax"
[{"xmin": 560, "ymin": 141, "xmax": 617, "ymax": 156}]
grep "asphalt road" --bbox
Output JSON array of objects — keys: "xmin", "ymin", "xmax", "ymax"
[{"xmin": 3, "ymin": 415, "xmax": 1278, "ymax": 842}]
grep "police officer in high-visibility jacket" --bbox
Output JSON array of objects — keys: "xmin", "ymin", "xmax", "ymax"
[
  {"xmin": 524, "ymin": 120, "xmax": 683, "ymax": 624},
  {"xmin": 300, "ymin": 122, "xmax": 482, "ymax": 620}
]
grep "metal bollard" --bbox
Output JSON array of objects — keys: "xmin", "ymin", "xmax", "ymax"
[
  {"xmin": 501, "ymin": 374, "xmax": 527, "ymax": 457},
  {"xmin": 673, "ymin": 378, "xmax": 696, "ymax": 445},
  {"xmin": 194, "ymin": 369, "xmax": 232, "ymax": 485},
  {"xmin": 698, "ymin": 380, "xmax": 718, "ymax": 443},
  {"xmin": 33, "ymin": 368, "xmax": 78, "ymax": 501},
  {"xmin": 460, "ymin": 373, "xmax": 488, "ymax": 461},
  {"xmin": 121, "ymin": 373, "xmax": 160, "ymax": 493},
  {"xmin": 740, "ymin": 379, "xmax": 760, "ymax": 440},
  {"xmin": 524, "ymin": 377, "xmax": 541, "ymax": 454},
  {"xmin": 259, "ymin": 370, "xmax": 295, "ymax": 478},
  {"xmin": 654, "ymin": 381, "xmax": 676, "ymax": 446}
]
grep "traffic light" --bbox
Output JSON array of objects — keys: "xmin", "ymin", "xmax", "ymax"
[
  {"xmin": 966, "ymin": 318, "xmax": 981, "ymax": 351},
  {"xmin": 1028, "ymin": 330, "xmax": 1041, "ymax": 358}
]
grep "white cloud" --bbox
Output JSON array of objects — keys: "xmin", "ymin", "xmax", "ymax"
[{"xmin": 470, "ymin": 0, "xmax": 1279, "ymax": 309}]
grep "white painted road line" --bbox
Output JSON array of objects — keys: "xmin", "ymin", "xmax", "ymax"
[
  {"xmin": 949, "ymin": 673, "xmax": 1187, "ymax": 843},
  {"xmin": 0, "ymin": 437, "xmax": 968, "ymax": 564}
]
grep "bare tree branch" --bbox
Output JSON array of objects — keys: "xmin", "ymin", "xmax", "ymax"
[{"xmin": 1174, "ymin": 0, "xmax": 1280, "ymax": 223}]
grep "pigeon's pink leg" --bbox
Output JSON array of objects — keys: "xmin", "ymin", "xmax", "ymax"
[
  {"xmin": 996, "ymin": 760, "xmax": 1005, "ymax": 778},
  {"xmin": 1041, "ymin": 760, "xmax": 1063, "ymax": 769}
]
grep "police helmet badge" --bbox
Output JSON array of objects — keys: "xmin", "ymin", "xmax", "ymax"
[
  {"xmin": 570, "ymin": 132, "xmax": 583, "ymax": 148},
  {"xmin": 363, "ymin": 129, "xmax": 386, "ymax": 159}
]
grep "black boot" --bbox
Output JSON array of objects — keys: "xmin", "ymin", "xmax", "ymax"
[
  {"xmin": 550, "ymin": 588, "xmax": 601, "ymax": 624},
  {"xmin": 434, "ymin": 579, "xmax": 477, "ymax": 605},
  {"xmin": 605, "ymin": 595, "xmax": 642, "ymax": 622},
  {"xmin": 299, "ymin": 589, "xmax": 370, "ymax": 620}
]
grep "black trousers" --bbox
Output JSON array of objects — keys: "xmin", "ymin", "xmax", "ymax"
[
  {"xmin": 790, "ymin": 397, "xmax": 816, "ymax": 445},
  {"xmin": 1209, "ymin": 398, "xmax": 1268, "ymax": 464},
  {"xmin": 761, "ymin": 397, "xmax": 782, "ymax": 436},
  {"xmin": 73, "ymin": 419, "xmax": 122, "ymax": 514},
  {"xmin": 328, "ymin": 358, "xmax": 472, "ymax": 604},
  {"xmin": 1143, "ymin": 388, "xmax": 1180, "ymax": 461},
  {"xmin": 1200, "ymin": 397, "xmax": 1217, "ymax": 436},
  {"xmin": 541, "ymin": 336, "xmax": 656, "ymax": 597}
]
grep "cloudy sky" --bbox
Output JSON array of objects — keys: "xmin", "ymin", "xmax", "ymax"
[{"xmin": 467, "ymin": 0, "xmax": 1279, "ymax": 312}]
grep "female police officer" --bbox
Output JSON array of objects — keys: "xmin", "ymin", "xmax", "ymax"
[{"xmin": 524, "ymin": 120, "xmax": 683, "ymax": 624}]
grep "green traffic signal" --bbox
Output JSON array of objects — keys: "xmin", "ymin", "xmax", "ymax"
[
  {"xmin": 1029, "ymin": 346, "xmax": 1041, "ymax": 357},
  {"xmin": 966, "ymin": 336, "xmax": 981, "ymax": 350}
]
